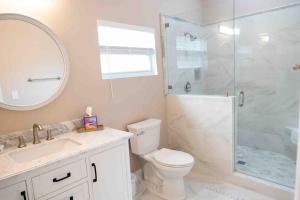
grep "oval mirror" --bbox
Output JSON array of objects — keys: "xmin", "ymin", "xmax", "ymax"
[{"xmin": 0, "ymin": 14, "xmax": 69, "ymax": 111}]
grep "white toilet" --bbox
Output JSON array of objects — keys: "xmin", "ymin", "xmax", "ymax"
[{"xmin": 128, "ymin": 119, "xmax": 194, "ymax": 200}]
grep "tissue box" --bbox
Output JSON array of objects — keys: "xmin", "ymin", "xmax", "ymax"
[{"xmin": 83, "ymin": 115, "xmax": 98, "ymax": 130}]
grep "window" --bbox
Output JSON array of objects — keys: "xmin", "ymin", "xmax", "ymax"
[{"xmin": 97, "ymin": 20, "xmax": 158, "ymax": 79}]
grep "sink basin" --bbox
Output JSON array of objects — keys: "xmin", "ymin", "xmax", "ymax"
[{"xmin": 9, "ymin": 138, "xmax": 82, "ymax": 163}]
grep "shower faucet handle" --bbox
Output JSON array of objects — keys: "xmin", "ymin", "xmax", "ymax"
[{"xmin": 184, "ymin": 81, "xmax": 192, "ymax": 93}]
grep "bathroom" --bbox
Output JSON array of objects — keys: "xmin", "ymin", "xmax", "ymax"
[{"xmin": 0, "ymin": 0, "xmax": 300, "ymax": 200}]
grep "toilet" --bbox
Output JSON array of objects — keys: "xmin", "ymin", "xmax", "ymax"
[{"xmin": 128, "ymin": 119, "xmax": 194, "ymax": 200}]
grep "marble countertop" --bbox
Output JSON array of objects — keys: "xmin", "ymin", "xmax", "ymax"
[{"xmin": 0, "ymin": 127, "xmax": 133, "ymax": 181}]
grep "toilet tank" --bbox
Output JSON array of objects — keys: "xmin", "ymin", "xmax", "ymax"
[{"xmin": 127, "ymin": 119, "xmax": 161, "ymax": 155}]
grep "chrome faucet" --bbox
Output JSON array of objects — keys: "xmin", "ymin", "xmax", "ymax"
[{"xmin": 33, "ymin": 124, "xmax": 43, "ymax": 144}]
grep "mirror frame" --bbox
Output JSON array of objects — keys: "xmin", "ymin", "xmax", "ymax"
[{"xmin": 0, "ymin": 14, "xmax": 70, "ymax": 111}]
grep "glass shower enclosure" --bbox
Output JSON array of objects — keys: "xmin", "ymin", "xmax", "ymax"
[
  {"xmin": 162, "ymin": 1, "xmax": 300, "ymax": 188},
  {"xmin": 163, "ymin": 16, "xmax": 234, "ymax": 96},
  {"xmin": 235, "ymin": 3, "xmax": 300, "ymax": 188}
]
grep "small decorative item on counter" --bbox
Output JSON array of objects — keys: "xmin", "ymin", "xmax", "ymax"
[
  {"xmin": 77, "ymin": 106, "xmax": 104, "ymax": 133},
  {"xmin": 83, "ymin": 115, "xmax": 98, "ymax": 130},
  {"xmin": 83, "ymin": 106, "xmax": 98, "ymax": 130}
]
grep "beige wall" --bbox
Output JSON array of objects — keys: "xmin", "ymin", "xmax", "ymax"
[{"xmin": 0, "ymin": 0, "xmax": 202, "ymax": 171}]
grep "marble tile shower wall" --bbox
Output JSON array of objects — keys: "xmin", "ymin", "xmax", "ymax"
[
  {"xmin": 165, "ymin": 17, "xmax": 205, "ymax": 95},
  {"xmin": 165, "ymin": 17, "xmax": 234, "ymax": 96},
  {"xmin": 235, "ymin": 5, "xmax": 300, "ymax": 159},
  {"xmin": 167, "ymin": 95, "xmax": 234, "ymax": 176},
  {"xmin": 202, "ymin": 21, "xmax": 234, "ymax": 96}
]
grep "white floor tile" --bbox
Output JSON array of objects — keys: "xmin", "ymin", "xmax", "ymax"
[{"xmin": 136, "ymin": 173, "xmax": 275, "ymax": 200}]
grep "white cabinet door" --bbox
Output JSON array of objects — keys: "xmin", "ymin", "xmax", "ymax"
[
  {"xmin": 0, "ymin": 181, "xmax": 28, "ymax": 200},
  {"xmin": 90, "ymin": 143, "xmax": 132, "ymax": 200}
]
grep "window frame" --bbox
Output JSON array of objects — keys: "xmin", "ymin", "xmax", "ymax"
[{"xmin": 97, "ymin": 20, "xmax": 158, "ymax": 80}]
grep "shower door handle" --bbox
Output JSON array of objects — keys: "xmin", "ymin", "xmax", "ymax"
[{"xmin": 239, "ymin": 91, "xmax": 245, "ymax": 107}]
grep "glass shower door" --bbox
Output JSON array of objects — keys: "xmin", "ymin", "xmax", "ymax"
[{"xmin": 235, "ymin": 5, "xmax": 300, "ymax": 187}]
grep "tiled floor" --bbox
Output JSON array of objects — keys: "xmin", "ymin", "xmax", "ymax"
[
  {"xmin": 236, "ymin": 145, "xmax": 296, "ymax": 188},
  {"xmin": 135, "ymin": 174, "xmax": 275, "ymax": 200}
]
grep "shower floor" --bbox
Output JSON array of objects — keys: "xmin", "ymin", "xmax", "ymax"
[{"xmin": 236, "ymin": 145, "xmax": 296, "ymax": 188}]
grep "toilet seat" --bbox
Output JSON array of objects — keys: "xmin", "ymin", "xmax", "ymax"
[{"xmin": 153, "ymin": 148, "xmax": 194, "ymax": 168}]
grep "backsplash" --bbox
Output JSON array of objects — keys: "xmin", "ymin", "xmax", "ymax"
[{"xmin": 0, "ymin": 119, "xmax": 82, "ymax": 149}]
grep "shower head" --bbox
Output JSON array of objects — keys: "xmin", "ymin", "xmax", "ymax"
[{"xmin": 184, "ymin": 32, "xmax": 197, "ymax": 41}]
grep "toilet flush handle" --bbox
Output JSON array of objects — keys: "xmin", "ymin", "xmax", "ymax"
[{"xmin": 137, "ymin": 131, "xmax": 145, "ymax": 136}]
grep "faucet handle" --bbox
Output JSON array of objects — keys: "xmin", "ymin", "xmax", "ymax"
[
  {"xmin": 33, "ymin": 123, "xmax": 43, "ymax": 131},
  {"xmin": 18, "ymin": 136, "xmax": 27, "ymax": 148},
  {"xmin": 46, "ymin": 129, "xmax": 54, "ymax": 141}
]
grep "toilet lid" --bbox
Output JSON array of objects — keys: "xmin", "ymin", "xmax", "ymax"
[{"xmin": 153, "ymin": 148, "xmax": 194, "ymax": 167}]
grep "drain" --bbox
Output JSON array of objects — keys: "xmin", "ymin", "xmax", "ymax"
[{"xmin": 237, "ymin": 160, "xmax": 246, "ymax": 165}]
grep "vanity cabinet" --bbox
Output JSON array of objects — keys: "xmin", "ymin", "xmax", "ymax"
[
  {"xmin": 0, "ymin": 138, "xmax": 132, "ymax": 200},
  {"xmin": 89, "ymin": 143, "xmax": 132, "ymax": 200},
  {"xmin": 0, "ymin": 181, "xmax": 28, "ymax": 200}
]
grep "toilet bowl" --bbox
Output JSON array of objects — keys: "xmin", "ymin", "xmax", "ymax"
[
  {"xmin": 142, "ymin": 148, "xmax": 194, "ymax": 200},
  {"xmin": 127, "ymin": 119, "xmax": 194, "ymax": 200}
]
